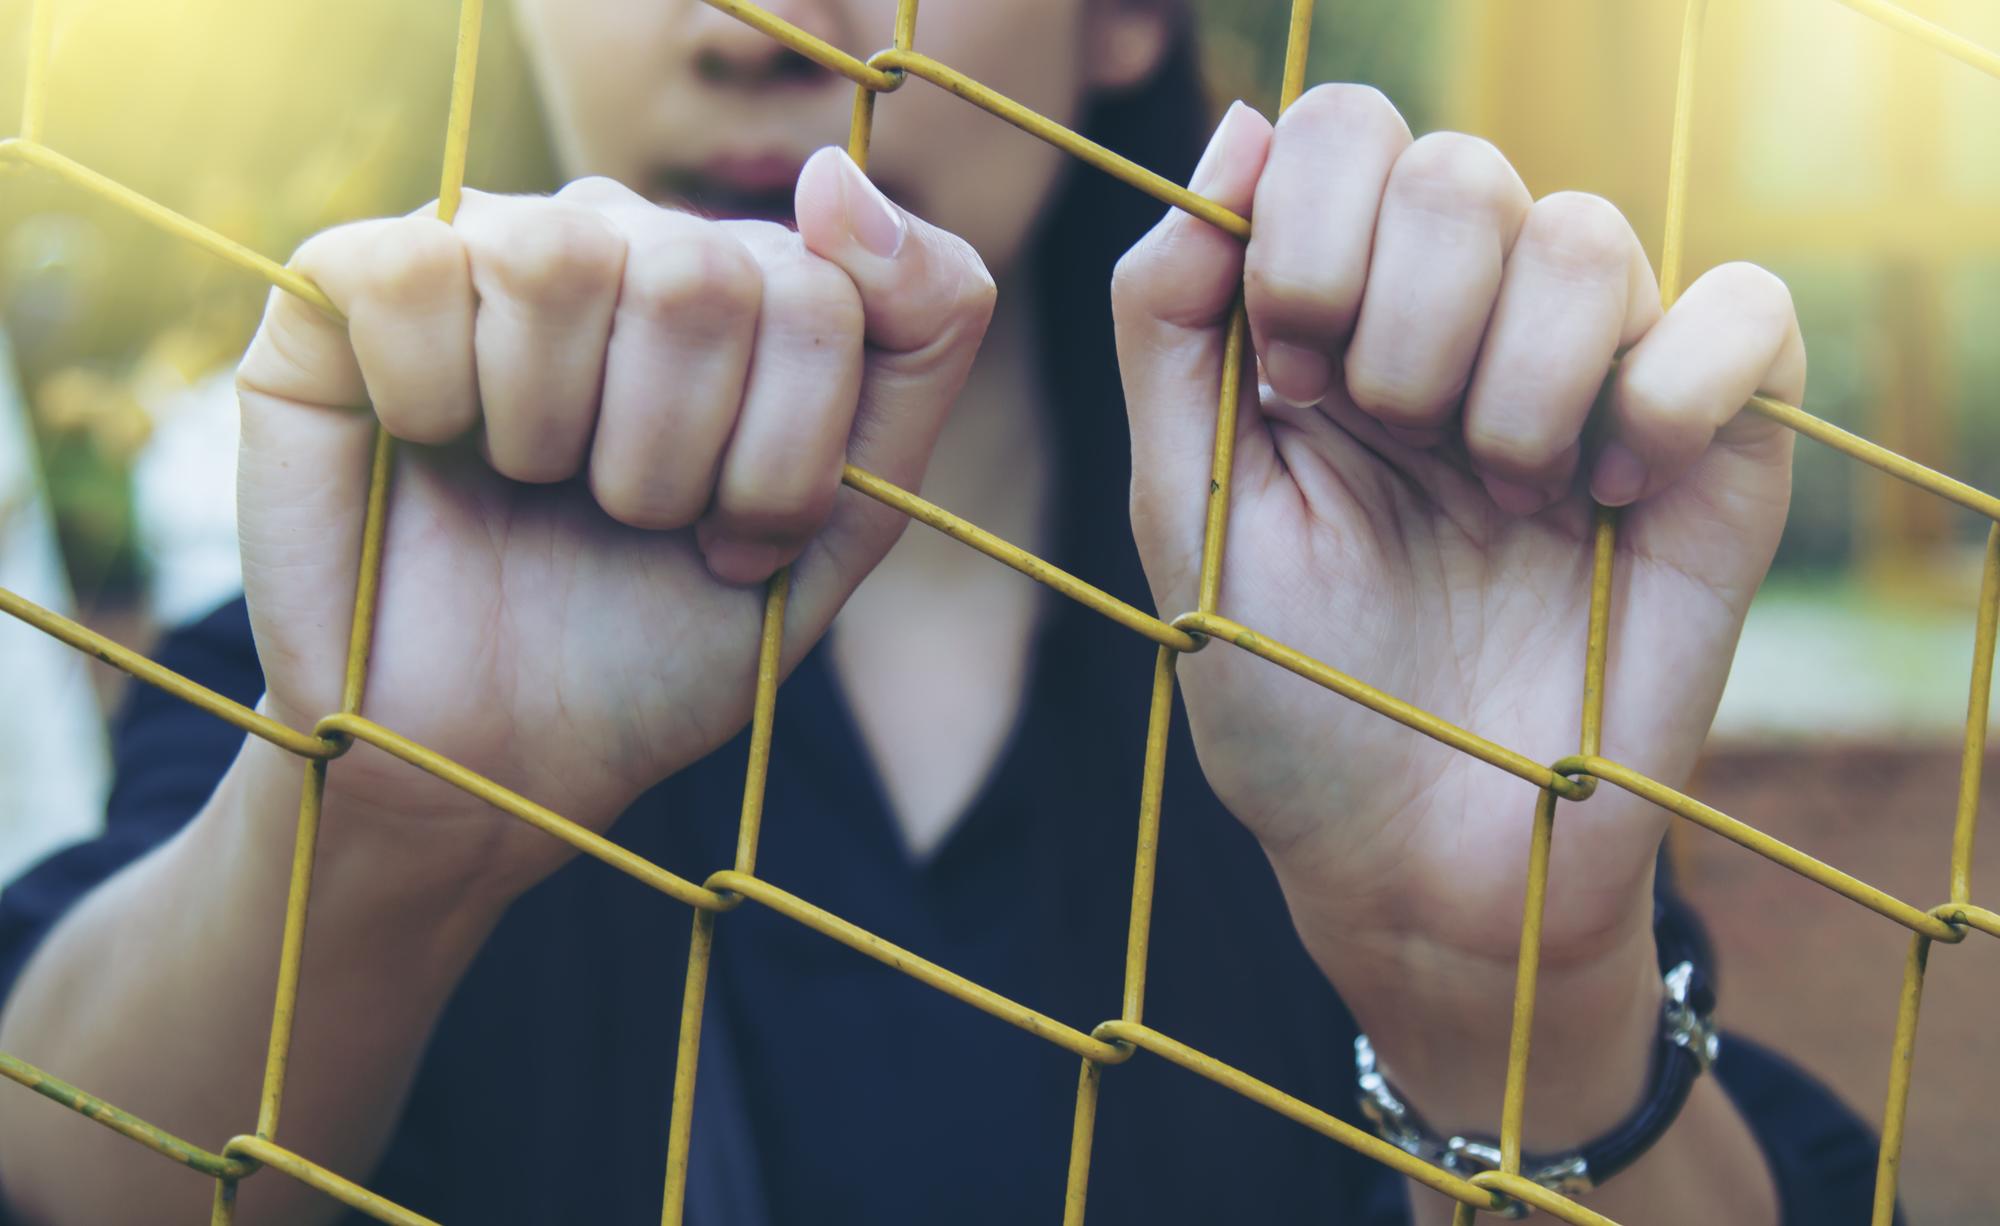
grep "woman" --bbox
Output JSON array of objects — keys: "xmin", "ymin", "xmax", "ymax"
[{"xmin": 0, "ymin": 1, "xmax": 1882, "ymax": 1223}]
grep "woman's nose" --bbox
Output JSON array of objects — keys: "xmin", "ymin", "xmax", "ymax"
[{"xmin": 682, "ymin": 0, "xmax": 848, "ymax": 91}]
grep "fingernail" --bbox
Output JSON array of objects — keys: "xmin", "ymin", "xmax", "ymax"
[
  {"xmin": 834, "ymin": 151, "xmax": 905, "ymax": 259},
  {"xmin": 1190, "ymin": 99, "xmax": 1252, "ymax": 194},
  {"xmin": 1263, "ymin": 341, "xmax": 1331, "ymax": 407},
  {"xmin": 702, "ymin": 537, "xmax": 790, "ymax": 586},
  {"xmin": 1590, "ymin": 443, "xmax": 1646, "ymax": 507},
  {"xmin": 1483, "ymin": 475, "xmax": 1548, "ymax": 517}
]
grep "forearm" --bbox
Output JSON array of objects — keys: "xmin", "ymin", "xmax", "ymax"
[
  {"xmin": 0, "ymin": 731, "xmax": 511, "ymax": 1225},
  {"xmin": 1319, "ymin": 920, "xmax": 1778, "ymax": 1226}
]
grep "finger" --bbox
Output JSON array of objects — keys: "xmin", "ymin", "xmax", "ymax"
[
  {"xmin": 1342, "ymin": 132, "xmax": 1532, "ymax": 434},
  {"xmin": 695, "ymin": 222, "xmax": 864, "ymax": 585},
  {"xmin": 558, "ymin": 177, "xmax": 764, "ymax": 531},
  {"xmin": 1112, "ymin": 100, "xmax": 1275, "ymax": 575},
  {"xmin": 453, "ymin": 190, "xmax": 627, "ymax": 483},
  {"xmin": 1242, "ymin": 84, "xmax": 1411, "ymax": 408},
  {"xmin": 238, "ymin": 215, "xmax": 477, "ymax": 442},
  {"xmin": 1460, "ymin": 191, "xmax": 1660, "ymax": 513},
  {"xmin": 234, "ymin": 211, "xmax": 476, "ymax": 715},
  {"xmin": 786, "ymin": 146, "xmax": 998, "ymax": 578},
  {"xmin": 1592, "ymin": 261, "xmax": 1806, "ymax": 507}
]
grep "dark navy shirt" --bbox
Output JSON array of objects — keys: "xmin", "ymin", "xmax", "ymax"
[{"xmin": 0, "ymin": 591, "xmax": 1887, "ymax": 1224}]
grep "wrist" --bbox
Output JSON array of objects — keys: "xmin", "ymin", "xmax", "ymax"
[
  {"xmin": 232, "ymin": 718, "xmax": 538, "ymax": 924},
  {"xmin": 1321, "ymin": 917, "xmax": 1664, "ymax": 1153}
]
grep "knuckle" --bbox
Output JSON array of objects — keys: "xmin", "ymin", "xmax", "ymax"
[
  {"xmin": 1244, "ymin": 260, "xmax": 1360, "ymax": 337},
  {"xmin": 765, "ymin": 251, "xmax": 863, "ymax": 338},
  {"xmin": 481, "ymin": 203, "xmax": 625, "ymax": 308},
  {"xmin": 378, "ymin": 406, "xmax": 463, "ymax": 447},
  {"xmin": 1110, "ymin": 230, "xmax": 1188, "ymax": 325},
  {"xmin": 590, "ymin": 466, "xmax": 704, "ymax": 532},
  {"xmin": 1617, "ymin": 362, "xmax": 1682, "ymax": 431},
  {"xmin": 621, "ymin": 228, "xmax": 762, "ymax": 328},
  {"xmin": 1519, "ymin": 192, "xmax": 1632, "ymax": 280},
  {"xmin": 1391, "ymin": 131, "xmax": 1522, "ymax": 220},
  {"xmin": 347, "ymin": 218, "xmax": 465, "ymax": 309},
  {"xmin": 288, "ymin": 218, "xmax": 374, "ymax": 271},
  {"xmin": 555, "ymin": 175, "xmax": 639, "ymax": 207},
  {"xmin": 1110, "ymin": 246, "xmax": 1149, "ymax": 318},
  {"xmin": 1465, "ymin": 416, "xmax": 1565, "ymax": 474},
  {"xmin": 718, "ymin": 473, "xmax": 837, "ymax": 540},
  {"xmin": 1345, "ymin": 360, "xmax": 1452, "ymax": 426},
  {"xmin": 1708, "ymin": 260, "xmax": 1796, "ymax": 329},
  {"xmin": 945, "ymin": 239, "xmax": 999, "ymax": 328},
  {"xmin": 1280, "ymin": 83, "xmax": 1408, "ymax": 143}
]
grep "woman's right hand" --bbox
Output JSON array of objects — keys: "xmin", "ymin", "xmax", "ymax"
[{"xmin": 234, "ymin": 148, "xmax": 994, "ymax": 897}]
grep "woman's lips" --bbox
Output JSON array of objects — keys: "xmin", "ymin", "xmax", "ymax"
[
  {"xmin": 702, "ymin": 151, "xmax": 808, "ymax": 193},
  {"xmin": 652, "ymin": 153, "xmax": 807, "ymax": 223},
  {"xmin": 651, "ymin": 153, "xmax": 913, "ymax": 228}
]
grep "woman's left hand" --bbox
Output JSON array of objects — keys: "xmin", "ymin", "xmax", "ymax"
[{"xmin": 1112, "ymin": 87, "xmax": 1803, "ymax": 1158}]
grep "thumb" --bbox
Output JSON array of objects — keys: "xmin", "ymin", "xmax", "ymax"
[
  {"xmin": 793, "ymin": 146, "xmax": 996, "ymax": 494},
  {"xmin": 1111, "ymin": 102, "xmax": 1273, "ymax": 588}
]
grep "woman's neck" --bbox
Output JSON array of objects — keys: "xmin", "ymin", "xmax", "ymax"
[
  {"xmin": 829, "ymin": 270, "xmax": 1056, "ymax": 859},
  {"xmin": 909, "ymin": 270, "xmax": 1054, "ymax": 557}
]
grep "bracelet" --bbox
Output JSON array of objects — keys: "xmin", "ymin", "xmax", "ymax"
[{"xmin": 1353, "ymin": 944, "xmax": 1719, "ymax": 1218}]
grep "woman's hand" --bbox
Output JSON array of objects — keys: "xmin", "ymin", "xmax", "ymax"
[
  {"xmin": 235, "ymin": 148, "xmax": 994, "ymax": 900},
  {"xmin": 1113, "ymin": 88, "xmax": 1802, "ymax": 1166}
]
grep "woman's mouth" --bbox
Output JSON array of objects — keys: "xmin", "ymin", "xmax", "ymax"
[{"xmin": 653, "ymin": 152, "xmax": 809, "ymax": 223}]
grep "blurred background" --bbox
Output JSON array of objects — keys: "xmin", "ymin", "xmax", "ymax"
[{"xmin": 0, "ymin": 0, "xmax": 1995, "ymax": 1219}]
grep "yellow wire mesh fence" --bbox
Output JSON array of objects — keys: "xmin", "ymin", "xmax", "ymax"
[{"xmin": 0, "ymin": 0, "xmax": 1996, "ymax": 1223}]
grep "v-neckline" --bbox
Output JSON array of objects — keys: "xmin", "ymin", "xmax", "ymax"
[{"xmin": 790, "ymin": 596, "xmax": 1058, "ymax": 879}]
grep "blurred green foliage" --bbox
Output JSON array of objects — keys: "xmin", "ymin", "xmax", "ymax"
[
  {"xmin": 1196, "ymin": 0, "xmax": 1448, "ymax": 132},
  {"xmin": 1, "ymin": 1, "xmax": 1992, "ymax": 599},
  {"xmin": 0, "ymin": 0, "xmax": 554, "ymax": 599}
]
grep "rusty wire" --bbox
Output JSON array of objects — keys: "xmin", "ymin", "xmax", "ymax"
[{"xmin": 0, "ymin": 0, "xmax": 1995, "ymax": 1222}]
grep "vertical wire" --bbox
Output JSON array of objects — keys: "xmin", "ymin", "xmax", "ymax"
[
  {"xmin": 1279, "ymin": 0, "xmax": 1314, "ymax": 112},
  {"xmin": 19, "ymin": 0, "xmax": 52, "ymax": 144},
  {"xmin": 1872, "ymin": 933, "xmax": 1932, "ymax": 1226},
  {"xmin": 1497, "ymin": 787, "xmax": 1558, "ymax": 1176},
  {"xmin": 1487, "ymin": 0, "xmax": 1717, "ymax": 1197},
  {"xmin": 1059, "ymin": 1059, "xmax": 1102, "ymax": 1226},
  {"xmin": 243, "ymin": 0, "xmax": 485, "ymax": 1198},
  {"xmin": 1195, "ymin": 312, "xmax": 1248, "ymax": 614},
  {"xmin": 1194, "ymin": 0, "xmax": 1313, "ymax": 617},
  {"xmin": 436, "ymin": 0, "xmax": 486, "ymax": 227},
  {"xmin": 1950, "ymin": 524, "xmax": 2000, "ymax": 906},
  {"xmin": 1580, "ymin": 507, "xmax": 1616, "ymax": 757},
  {"xmin": 659, "ymin": 497, "xmax": 793, "ymax": 1226},
  {"xmin": 341, "ymin": 429, "xmax": 397, "ymax": 714},
  {"xmin": 209, "ymin": 1175, "xmax": 237, "ymax": 1225},
  {"xmin": 1068, "ymin": 12, "xmax": 1319, "ymax": 1221},
  {"xmin": 848, "ymin": 85, "xmax": 875, "ymax": 166},
  {"xmin": 1064, "ymin": 639, "xmax": 1175, "ymax": 1222},
  {"xmin": 1120, "ymin": 646, "xmax": 1178, "ymax": 1022},
  {"xmin": 667, "ymin": 0, "xmax": 866, "ymax": 1203},
  {"xmin": 661, "ymin": 909, "xmax": 718, "ymax": 1226},
  {"xmin": 847, "ymin": 0, "xmax": 911, "ymax": 169},
  {"xmin": 251, "ymin": 762, "xmax": 327, "ymax": 1140},
  {"xmin": 248, "ymin": 177, "xmax": 400, "ymax": 1157},
  {"xmin": 734, "ymin": 572, "xmax": 791, "ymax": 874},
  {"xmin": 1659, "ymin": 0, "xmax": 1711, "ymax": 307}
]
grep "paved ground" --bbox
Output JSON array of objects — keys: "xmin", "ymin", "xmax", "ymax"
[{"xmin": 1684, "ymin": 745, "xmax": 2000, "ymax": 1225}]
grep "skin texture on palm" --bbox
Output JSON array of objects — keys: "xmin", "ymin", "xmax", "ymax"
[
  {"xmin": 234, "ymin": 151, "xmax": 995, "ymax": 896},
  {"xmin": 0, "ymin": 6, "xmax": 1808, "ymax": 1221},
  {"xmin": 1114, "ymin": 92, "xmax": 1800, "ymax": 1196}
]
